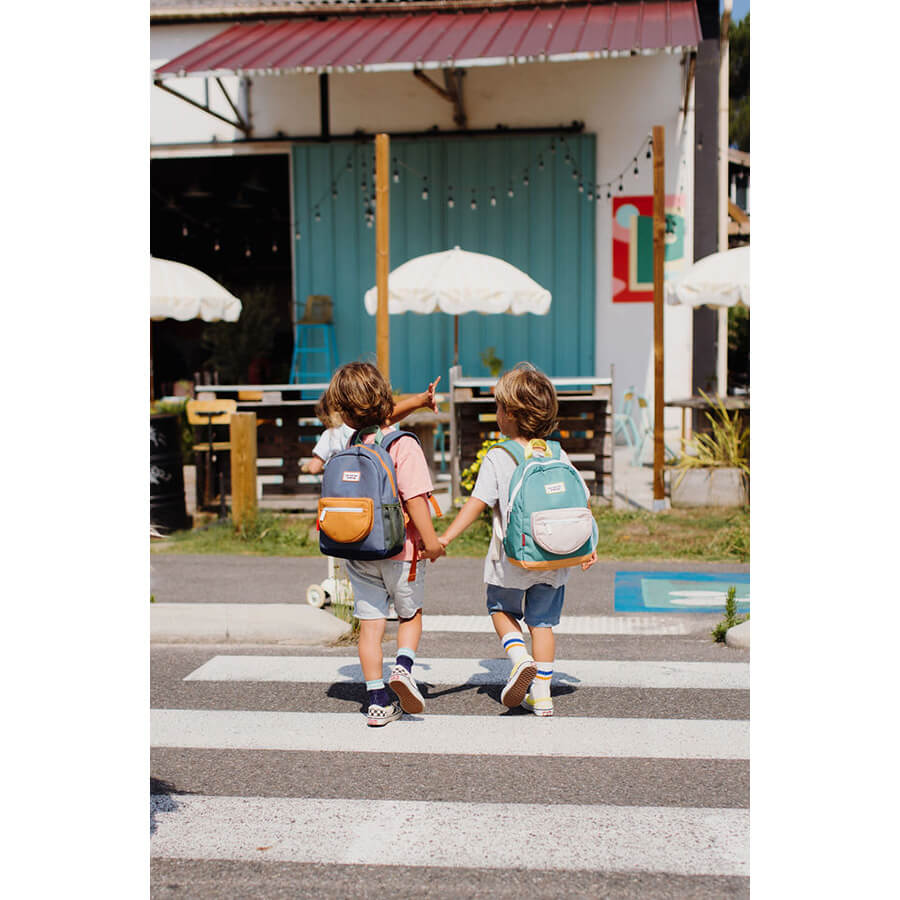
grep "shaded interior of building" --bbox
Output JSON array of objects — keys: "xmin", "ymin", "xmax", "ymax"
[{"xmin": 150, "ymin": 154, "xmax": 293, "ymax": 396}]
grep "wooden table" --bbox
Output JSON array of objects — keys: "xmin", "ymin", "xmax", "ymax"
[{"xmin": 665, "ymin": 395, "xmax": 750, "ymax": 450}]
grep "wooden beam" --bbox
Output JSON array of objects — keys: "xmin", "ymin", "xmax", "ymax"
[
  {"xmin": 652, "ymin": 125, "xmax": 666, "ymax": 510},
  {"xmin": 229, "ymin": 412, "xmax": 258, "ymax": 532},
  {"xmin": 375, "ymin": 133, "xmax": 390, "ymax": 379}
]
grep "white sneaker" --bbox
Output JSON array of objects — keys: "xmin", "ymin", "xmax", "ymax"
[
  {"xmin": 500, "ymin": 656, "xmax": 537, "ymax": 708},
  {"xmin": 521, "ymin": 691, "xmax": 554, "ymax": 717},
  {"xmin": 388, "ymin": 664, "xmax": 425, "ymax": 714},
  {"xmin": 366, "ymin": 702, "xmax": 402, "ymax": 727}
]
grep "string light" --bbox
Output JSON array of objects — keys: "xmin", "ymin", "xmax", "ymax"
[
  {"xmin": 448, "ymin": 184, "xmax": 454, "ymax": 208},
  {"xmin": 213, "ymin": 239, "xmax": 220, "ymax": 252},
  {"xmin": 523, "ymin": 170, "xmax": 529, "ymax": 187},
  {"xmin": 392, "ymin": 158, "xmax": 399, "ymax": 183},
  {"xmin": 490, "ymin": 187, "xmax": 497, "ymax": 207},
  {"xmin": 271, "ymin": 240, "xmax": 278, "ymax": 253},
  {"xmin": 244, "ymin": 245, "xmax": 252, "ymax": 258},
  {"xmin": 633, "ymin": 159, "xmax": 639, "ymax": 178},
  {"xmin": 314, "ymin": 207, "xmax": 321, "ymax": 223},
  {"xmin": 181, "ymin": 224, "xmax": 189, "ymax": 237},
  {"xmin": 470, "ymin": 189, "xmax": 477, "ymax": 211},
  {"xmin": 421, "ymin": 176, "xmax": 429, "ymax": 200},
  {"xmin": 507, "ymin": 181, "xmax": 514, "ymax": 198}
]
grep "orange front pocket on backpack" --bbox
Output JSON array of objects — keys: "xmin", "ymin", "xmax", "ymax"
[{"xmin": 318, "ymin": 497, "xmax": 374, "ymax": 544}]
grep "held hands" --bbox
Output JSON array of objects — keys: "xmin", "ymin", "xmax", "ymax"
[
  {"xmin": 581, "ymin": 551, "xmax": 598, "ymax": 572},
  {"xmin": 418, "ymin": 538, "xmax": 446, "ymax": 562}
]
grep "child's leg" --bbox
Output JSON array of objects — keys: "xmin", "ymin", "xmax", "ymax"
[
  {"xmin": 521, "ymin": 584, "xmax": 564, "ymax": 716},
  {"xmin": 345, "ymin": 560, "xmax": 396, "ymax": 720},
  {"xmin": 387, "ymin": 561, "xmax": 426, "ymax": 714},
  {"xmin": 486, "ymin": 587, "xmax": 537, "ymax": 708}
]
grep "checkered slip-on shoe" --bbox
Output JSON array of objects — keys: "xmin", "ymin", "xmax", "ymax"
[
  {"xmin": 388, "ymin": 664, "xmax": 425, "ymax": 715},
  {"xmin": 500, "ymin": 657, "xmax": 537, "ymax": 708},
  {"xmin": 521, "ymin": 692, "xmax": 554, "ymax": 717},
  {"xmin": 366, "ymin": 702, "xmax": 403, "ymax": 727}
]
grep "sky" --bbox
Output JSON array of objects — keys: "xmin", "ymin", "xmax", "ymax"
[{"xmin": 722, "ymin": 0, "xmax": 750, "ymax": 21}]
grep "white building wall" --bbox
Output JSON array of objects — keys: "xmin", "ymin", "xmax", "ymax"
[{"xmin": 151, "ymin": 28, "xmax": 695, "ymax": 416}]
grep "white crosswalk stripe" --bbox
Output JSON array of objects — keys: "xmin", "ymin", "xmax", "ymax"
[
  {"xmin": 150, "ymin": 796, "xmax": 749, "ymax": 877},
  {"xmin": 152, "ymin": 629, "xmax": 749, "ymax": 891},
  {"xmin": 185, "ymin": 654, "xmax": 750, "ymax": 690},
  {"xmin": 152, "ymin": 709, "xmax": 749, "ymax": 759}
]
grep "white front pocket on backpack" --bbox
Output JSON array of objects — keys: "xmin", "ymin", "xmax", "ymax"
[{"xmin": 530, "ymin": 508, "xmax": 594, "ymax": 555}]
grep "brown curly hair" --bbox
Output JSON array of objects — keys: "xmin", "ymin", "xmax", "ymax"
[
  {"xmin": 324, "ymin": 361, "xmax": 394, "ymax": 430},
  {"xmin": 494, "ymin": 362, "xmax": 558, "ymax": 439}
]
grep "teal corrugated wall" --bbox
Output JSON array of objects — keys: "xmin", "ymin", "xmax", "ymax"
[{"xmin": 291, "ymin": 134, "xmax": 595, "ymax": 392}]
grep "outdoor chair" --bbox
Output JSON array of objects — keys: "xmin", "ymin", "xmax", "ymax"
[
  {"xmin": 186, "ymin": 398, "xmax": 237, "ymax": 516},
  {"xmin": 616, "ymin": 389, "xmax": 678, "ymax": 467}
]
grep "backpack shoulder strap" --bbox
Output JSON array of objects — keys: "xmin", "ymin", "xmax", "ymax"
[
  {"xmin": 495, "ymin": 438, "xmax": 524, "ymax": 466},
  {"xmin": 380, "ymin": 428, "xmax": 422, "ymax": 452},
  {"xmin": 544, "ymin": 439, "xmax": 562, "ymax": 460}
]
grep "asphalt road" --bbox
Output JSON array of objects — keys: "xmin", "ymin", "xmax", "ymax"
[{"xmin": 150, "ymin": 555, "xmax": 749, "ymax": 898}]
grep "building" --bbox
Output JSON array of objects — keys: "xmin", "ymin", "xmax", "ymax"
[{"xmin": 151, "ymin": 0, "xmax": 724, "ymax": 415}]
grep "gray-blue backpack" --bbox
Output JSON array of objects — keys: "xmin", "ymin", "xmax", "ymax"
[{"xmin": 317, "ymin": 426, "xmax": 418, "ymax": 561}]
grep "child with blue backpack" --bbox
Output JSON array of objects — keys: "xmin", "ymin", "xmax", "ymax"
[
  {"xmin": 439, "ymin": 363, "xmax": 597, "ymax": 716},
  {"xmin": 320, "ymin": 362, "xmax": 445, "ymax": 727}
]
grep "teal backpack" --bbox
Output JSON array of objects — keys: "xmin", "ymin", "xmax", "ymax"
[{"xmin": 496, "ymin": 438, "xmax": 597, "ymax": 570}]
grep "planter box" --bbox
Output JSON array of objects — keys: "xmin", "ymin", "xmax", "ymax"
[{"xmin": 670, "ymin": 467, "xmax": 747, "ymax": 508}]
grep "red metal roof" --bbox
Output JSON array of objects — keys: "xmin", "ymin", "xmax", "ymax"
[{"xmin": 156, "ymin": 2, "xmax": 701, "ymax": 76}]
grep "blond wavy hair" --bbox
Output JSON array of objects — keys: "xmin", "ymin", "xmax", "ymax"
[
  {"xmin": 493, "ymin": 362, "xmax": 558, "ymax": 439},
  {"xmin": 324, "ymin": 361, "xmax": 394, "ymax": 429}
]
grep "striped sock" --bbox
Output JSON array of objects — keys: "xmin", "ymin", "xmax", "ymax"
[
  {"xmin": 395, "ymin": 647, "xmax": 416, "ymax": 674},
  {"xmin": 501, "ymin": 631, "xmax": 530, "ymax": 665},
  {"xmin": 531, "ymin": 662, "xmax": 553, "ymax": 699},
  {"xmin": 366, "ymin": 679, "xmax": 390, "ymax": 708}
]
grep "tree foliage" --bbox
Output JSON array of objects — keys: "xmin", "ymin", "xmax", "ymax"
[{"xmin": 728, "ymin": 13, "xmax": 750, "ymax": 151}]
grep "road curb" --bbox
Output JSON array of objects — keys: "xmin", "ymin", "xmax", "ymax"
[
  {"xmin": 150, "ymin": 603, "xmax": 351, "ymax": 645},
  {"xmin": 725, "ymin": 618, "xmax": 750, "ymax": 650}
]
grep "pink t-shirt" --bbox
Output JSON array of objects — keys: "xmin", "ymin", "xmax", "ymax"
[{"xmin": 359, "ymin": 425, "xmax": 434, "ymax": 561}]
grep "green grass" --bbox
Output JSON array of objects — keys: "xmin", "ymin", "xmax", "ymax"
[{"xmin": 153, "ymin": 506, "xmax": 748, "ymax": 563}]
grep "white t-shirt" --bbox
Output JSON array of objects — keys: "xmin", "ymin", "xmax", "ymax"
[
  {"xmin": 312, "ymin": 423, "xmax": 355, "ymax": 463},
  {"xmin": 471, "ymin": 442, "xmax": 584, "ymax": 590}
]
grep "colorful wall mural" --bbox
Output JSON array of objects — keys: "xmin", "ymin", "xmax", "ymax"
[{"xmin": 612, "ymin": 194, "xmax": 686, "ymax": 302}]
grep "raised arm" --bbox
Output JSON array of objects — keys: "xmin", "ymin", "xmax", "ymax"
[{"xmin": 388, "ymin": 376, "xmax": 442, "ymax": 424}]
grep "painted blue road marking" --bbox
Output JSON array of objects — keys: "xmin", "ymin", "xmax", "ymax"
[{"xmin": 614, "ymin": 571, "xmax": 750, "ymax": 614}]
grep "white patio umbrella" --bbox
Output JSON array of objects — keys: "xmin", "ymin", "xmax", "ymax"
[
  {"xmin": 364, "ymin": 246, "xmax": 551, "ymax": 364},
  {"xmin": 150, "ymin": 257, "xmax": 242, "ymax": 399},
  {"xmin": 665, "ymin": 246, "xmax": 749, "ymax": 395},
  {"xmin": 665, "ymin": 246, "xmax": 749, "ymax": 309},
  {"xmin": 151, "ymin": 257, "xmax": 243, "ymax": 322}
]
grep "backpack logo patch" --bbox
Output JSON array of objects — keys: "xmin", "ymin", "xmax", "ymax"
[
  {"xmin": 342, "ymin": 471, "xmax": 361, "ymax": 482},
  {"xmin": 544, "ymin": 482, "xmax": 566, "ymax": 495}
]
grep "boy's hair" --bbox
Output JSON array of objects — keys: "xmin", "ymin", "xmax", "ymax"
[
  {"xmin": 494, "ymin": 362, "xmax": 558, "ymax": 439},
  {"xmin": 324, "ymin": 361, "xmax": 394, "ymax": 429},
  {"xmin": 314, "ymin": 394, "xmax": 342, "ymax": 430}
]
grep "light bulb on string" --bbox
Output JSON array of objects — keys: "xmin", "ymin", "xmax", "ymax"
[
  {"xmin": 470, "ymin": 192, "xmax": 477, "ymax": 211},
  {"xmin": 244, "ymin": 245, "xmax": 252, "ymax": 258},
  {"xmin": 578, "ymin": 181, "xmax": 584, "ymax": 193},
  {"xmin": 633, "ymin": 159, "xmax": 639, "ymax": 178},
  {"xmin": 507, "ymin": 182, "xmax": 514, "ymax": 198},
  {"xmin": 332, "ymin": 183, "xmax": 338, "ymax": 199},
  {"xmin": 213, "ymin": 239, "xmax": 221, "ymax": 252},
  {"xmin": 572, "ymin": 169, "xmax": 579, "ymax": 181},
  {"xmin": 448, "ymin": 184, "xmax": 454, "ymax": 208},
  {"xmin": 314, "ymin": 207, "xmax": 321, "ymax": 223},
  {"xmin": 618, "ymin": 178, "xmax": 624, "ymax": 192},
  {"xmin": 272, "ymin": 240, "xmax": 278, "ymax": 253},
  {"xmin": 490, "ymin": 187, "xmax": 497, "ymax": 207},
  {"xmin": 587, "ymin": 186, "xmax": 594, "ymax": 202},
  {"xmin": 392, "ymin": 158, "xmax": 399, "ymax": 183},
  {"xmin": 523, "ymin": 170, "xmax": 529, "ymax": 187},
  {"xmin": 646, "ymin": 143, "xmax": 652, "ymax": 159},
  {"xmin": 181, "ymin": 224, "xmax": 189, "ymax": 237},
  {"xmin": 538, "ymin": 156, "xmax": 544, "ymax": 171},
  {"xmin": 422, "ymin": 176, "xmax": 429, "ymax": 200},
  {"xmin": 550, "ymin": 139, "xmax": 556, "ymax": 155},
  {"xmin": 606, "ymin": 188, "xmax": 612, "ymax": 199}
]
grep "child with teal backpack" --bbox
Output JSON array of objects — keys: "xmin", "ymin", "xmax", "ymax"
[{"xmin": 439, "ymin": 363, "xmax": 597, "ymax": 716}]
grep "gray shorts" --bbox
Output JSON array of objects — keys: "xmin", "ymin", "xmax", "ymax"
[{"xmin": 345, "ymin": 558, "xmax": 425, "ymax": 620}]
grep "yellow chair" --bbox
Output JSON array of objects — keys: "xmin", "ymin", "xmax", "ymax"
[{"xmin": 186, "ymin": 399, "xmax": 237, "ymax": 512}]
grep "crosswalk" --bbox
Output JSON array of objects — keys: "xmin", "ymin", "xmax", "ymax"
[{"xmin": 151, "ymin": 625, "xmax": 750, "ymax": 895}]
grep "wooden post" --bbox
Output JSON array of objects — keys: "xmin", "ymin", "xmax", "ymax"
[
  {"xmin": 652, "ymin": 125, "xmax": 666, "ymax": 511},
  {"xmin": 375, "ymin": 133, "xmax": 390, "ymax": 379},
  {"xmin": 229, "ymin": 412, "xmax": 258, "ymax": 531}
]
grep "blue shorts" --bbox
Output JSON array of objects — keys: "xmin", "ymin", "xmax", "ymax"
[{"xmin": 485, "ymin": 583, "xmax": 565, "ymax": 628}]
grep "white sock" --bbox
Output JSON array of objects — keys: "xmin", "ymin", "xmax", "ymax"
[
  {"xmin": 501, "ymin": 631, "xmax": 530, "ymax": 665},
  {"xmin": 531, "ymin": 662, "xmax": 553, "ymax": 699}
]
